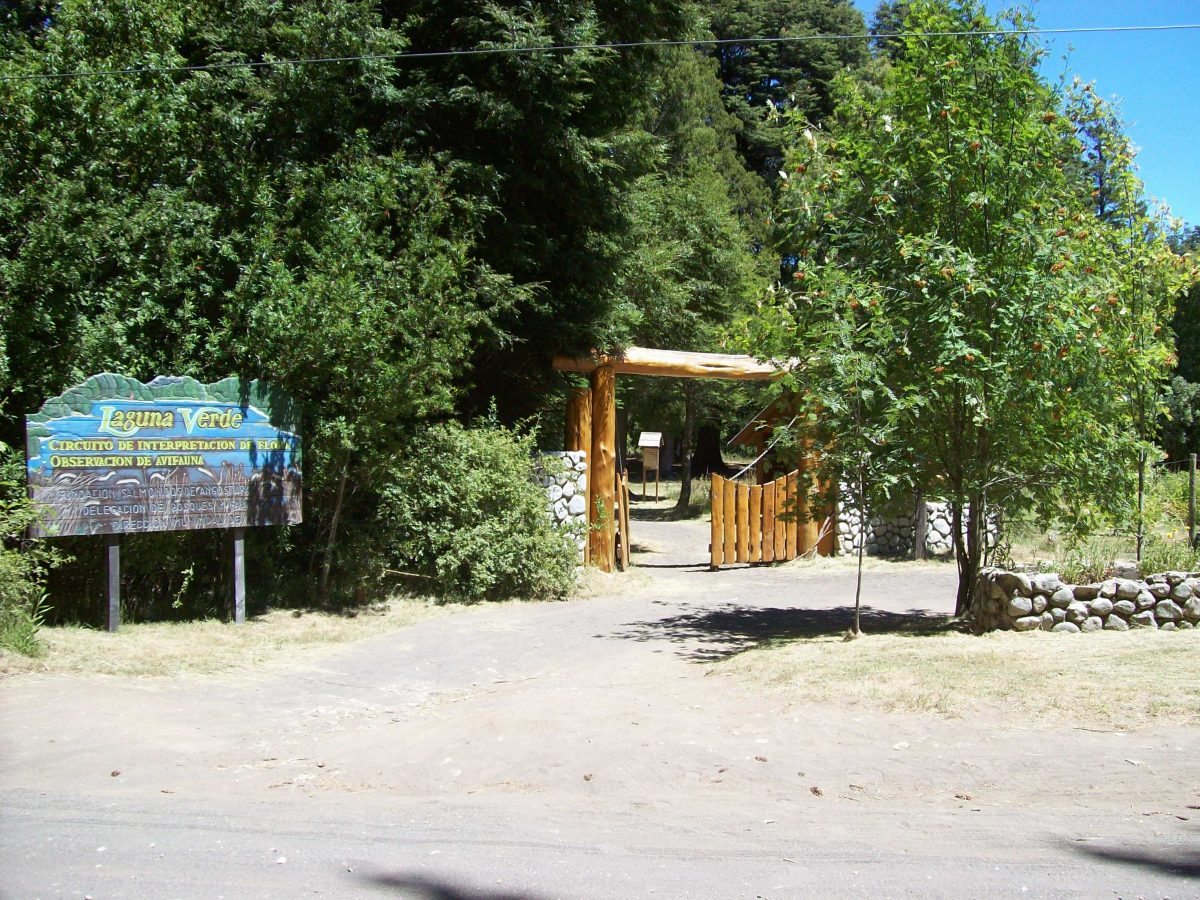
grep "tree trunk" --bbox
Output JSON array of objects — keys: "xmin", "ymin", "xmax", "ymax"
[
  {"xmin": 674, "ymin": 383, "xmax": 698, "ymax": 517},
  {"xmin": 853, "ymin": 470, "xmax": 865, "ymax": 635},
  {"xmin": 1136, "ymin": 448, "xmax": 1146, "ymax": 562},
  {"xmin": 951, "ymin": 501, "xmax": 969, "ymax": 617},
  {"xmin": 952, "ymin": 496, "xmax": 985, "ymax": 618},
  {"xmin": 319, "ymin": 450, "xmax": 350, "ymax": 604},
  {"xmin": 691, "ymin": 423, "xmax": 728, "ymax": 476}
]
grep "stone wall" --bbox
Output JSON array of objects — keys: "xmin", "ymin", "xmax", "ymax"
[
  {"xmin": 969, "ymin": 568, "xmax": 1200, "ymax": 633},
  {"xmin": 536, "ymin": 451, "xmax": 588, "ymax": 560},
  {"xmin": 837, "ymin": 498, "xmax": 995, "ymax": 558}
]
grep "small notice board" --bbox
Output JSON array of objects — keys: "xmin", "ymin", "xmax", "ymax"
[{"xmin": 637, "ymin": 432, "xmax": 664, "ymax": 500}]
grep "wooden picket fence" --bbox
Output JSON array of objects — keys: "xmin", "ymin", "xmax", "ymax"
[{"xmin": 710, "ymin": 471, "xmax": 805, "ymax": 568}]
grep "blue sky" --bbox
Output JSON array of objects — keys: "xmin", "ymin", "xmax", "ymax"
[{"xmin": 850, "ymin": 1, "xmax": 1200, "ymax": 228}]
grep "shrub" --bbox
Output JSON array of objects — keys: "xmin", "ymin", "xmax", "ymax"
[
  {"xmin": 382, "ymin": 421, "xmax": 577, "ymax": 602},
  {"xmin": 0, "ymin": 442, "xmax": 61, "ymax": 655},
  {"xmin": 1138, "ymin": 535, "xmax": 1200, "ymax": 578}
]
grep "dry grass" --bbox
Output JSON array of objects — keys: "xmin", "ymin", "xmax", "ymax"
[
  {"xmin": 780, "ymin": 553, "xmax": 954, "ymax": 574},
  {"xmin": 722, "ymin": 628, "xmax": 1200, "ymax": 729},
  {"xmin": 0, "ymin": 597, "xmax": 450, "ymax": 678}
]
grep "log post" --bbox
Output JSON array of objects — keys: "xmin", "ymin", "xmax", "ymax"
[
  {"xmin": 589, "ymin": 364, "xmax": 616, "ymax": 572},
  {"xmin": 565, "ymin": 386, "xmax": 592, "ymax": 454}
]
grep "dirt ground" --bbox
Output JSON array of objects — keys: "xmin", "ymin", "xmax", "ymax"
[{"xmin": 2, "ymin": 509, "xmax": 1198, "ymax": 898}]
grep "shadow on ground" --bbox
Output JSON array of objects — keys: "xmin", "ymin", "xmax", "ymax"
[
  {"xmin": 627, "ymin": 543, "xmax": 710, "ymax": 571},
  {"xmin": 628, "ymin": 504, "xmax": 706, "ymax": 523},
  {"xmin": 608, "ymin": 604, "xmax": 959, "ymax": 662},
  {"xmin": 1062, "ymin": 842, "xmax": 1200, "ymax": 879},
  {"xmin": 361, "ymin": 871, "xmax": 542, "ymax": 899}
]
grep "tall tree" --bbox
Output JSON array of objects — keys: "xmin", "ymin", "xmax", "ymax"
[
  {"xmin": 708, "ymin": 0, "xmax": 867, "ymax": 186},
  {"xmin": 0, "ymin": 0, "xmax": 697, "ymax": 608},
  {"xmin": 1160, "ymin": 227, "xmax": 1200, "ymax": 459},
  {"xmin": 621, "ymin": 45, "xmax": 768, "ymax": 513},
  {"xmin": 750, "ymin": 0, "xmax": 1190, "ymax": 614}
]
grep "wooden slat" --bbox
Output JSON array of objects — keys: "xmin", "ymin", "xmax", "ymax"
[
  {"xmin": 710, "ymin": 475, "xmax": 724, "ymax": 569},
  {"xmin": 749, "ymin": 485, "xmax": 762, "ymax": 563},
  {"xmin": 723, "ymin": 477, "xmax": 736, "ymax": 565},
  {"xmin": 797, "ymin": 468, "xmax": 813, "ymax": 557},
  {"xmin": 774, "ymin": 476, "xmax": 787, "ymax": 559},
  {"xmin": 762, "ymin": 481, "xmax": 776, "ymax": 561},
  {"xmin": 818, "ymin": 513, "xmax": 836, "ymax": 557},
  {"xmin": 736, "ymin": 482, "xmax": 750, "ymax": 563},
  {"xmin": 785, "ymin": 472, "xmax": 799, "ymax": 560},
  {"xmin": 620, "ymin": 474, "xmax": 631, "ymax": 570}
]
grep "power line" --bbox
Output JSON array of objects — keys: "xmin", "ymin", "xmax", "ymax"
[{"xmin": 2, "ymin": 23, "xmax": 1198, "ymax": 83}]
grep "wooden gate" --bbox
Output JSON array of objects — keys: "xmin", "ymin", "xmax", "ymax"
[{"xmin": 710, "ymin": 471, "xmax": 829, "ymax": 568}]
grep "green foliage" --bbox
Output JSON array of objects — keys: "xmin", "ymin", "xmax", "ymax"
[
  {"xmin": 616, "ymin": 43, "xmax": 773, "ymax": 512},
  {"xmin": 1169, "ymin": 227, "xmax": 1200, "ymax": 383},
  {"xmin": 2, "ymin": 0, "xmax": 706, "ymax": 613},
  {"xmin": 1160, "ymin": 377, "xmax": 1200, "ymax": 460},
  {"xmin": 708, "ymin": 0, "xmax": 868, "ymax": 183},
  {"xmin": 382, "ymin": 421, "xmax": 578, "ymax": 603},
  {"xmin": 1138, "ymin": 534, "xmax": 1200, "ymax": 577},
  {"xmin": 0, "ymin": 443, "xmax": 60, "ymax": 655},
  {"xmin": 1051, "ymin": 534, "xmax": 1128, "ymax": 586},
  {"xmin": 748, "ymin": 0, "xmax": 1191, "ymax": 613}
]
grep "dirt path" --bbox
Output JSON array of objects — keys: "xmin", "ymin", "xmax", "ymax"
[{"xmin": 2, "ymin": 515, "xmax": 1198, "ymax": 897}]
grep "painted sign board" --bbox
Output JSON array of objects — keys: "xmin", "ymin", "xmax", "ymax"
[
  {"xmin": 26, "ymin": 374, "xmax": 302, "ymax": 537},
  {"xmin": 637, "ymin": 431, "xmax": 663, "ymax": 449}
]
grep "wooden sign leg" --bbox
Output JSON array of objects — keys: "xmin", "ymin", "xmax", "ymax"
[
  {"xmin": 231, "ymin": 527, "xmax": 246, "ymax": 624},
  {"xmin": 104, "ymin": 533, "xmax": 120, "ymax": 632}
]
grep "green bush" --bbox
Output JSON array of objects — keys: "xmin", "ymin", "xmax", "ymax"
[
  {"xmin": 382, "ymin": 421, "xmax": 578, "ymax": 602},
  {"xmin": 1138, "ymin": 535, "xmax": 1200, "ymax": 578},
  {"xmin": 0, "ymin": 443, "xmax": 61, "ymax": 655}
]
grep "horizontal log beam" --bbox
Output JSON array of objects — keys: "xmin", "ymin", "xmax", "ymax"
[{"xmin": 553, "ymin": 346, "xmax": 784, "ymax": 381}]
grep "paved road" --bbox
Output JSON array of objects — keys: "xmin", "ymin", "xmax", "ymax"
[{"xmin": 2, "ymin": 517, "xmax": 1197, "ymax": 898}]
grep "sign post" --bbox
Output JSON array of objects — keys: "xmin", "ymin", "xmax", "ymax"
[
  {"xmin": 26, "ymin": 374, "xmax": 302, "ymax": 629},
  {"xmin": 104, "ymin": 534, "xmax": 120, "ymax": 632},
  {"xmin": 231, "ymin": 527, "xmax": 246, "ymax": 625}
]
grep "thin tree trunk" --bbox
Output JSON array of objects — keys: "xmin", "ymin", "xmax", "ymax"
[
  {"xmin": 952, "ymin": 496, "xmax": 985, "ymax": 618},
  {"xmin": 951, "ymin": 501, "xmax": 970, "ymax": 617},
  {"xmin": 319, "ymin": 450, "xmax": 350, "ymax": 604},
  {"xmin": 674, "ymin": 383, "xmax": 697, "ymax": 518},
  {"xmin": 854, "ymin": 470, "xmax": 865, "ymax": 635},
  {"xmin": 1136, "ymin": 448, "xmax": 1146, "ymax": 562}
]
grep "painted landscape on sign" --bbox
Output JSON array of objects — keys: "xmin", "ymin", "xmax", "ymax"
[{"xmin": 26, "ymin": 374, "xmax": 302, "ymax": 537}]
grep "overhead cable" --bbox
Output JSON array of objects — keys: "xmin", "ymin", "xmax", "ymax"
[{"xmin": 2, "ymin": 23, "xmax": 1198, "ymax": 82}]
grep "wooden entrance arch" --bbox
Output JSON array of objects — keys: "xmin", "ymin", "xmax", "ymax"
[{"xmin": 553, "ymin": 347, "xmax": 826, "ymax": 572}]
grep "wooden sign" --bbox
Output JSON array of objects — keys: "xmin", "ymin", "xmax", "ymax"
[
  {"xmin": 637, "ymin": 432, "xmax": 663, "ymax": 501},
  {"xmin": 26, "ymin": 374, "xmax": 301, "ymax": 538}
]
